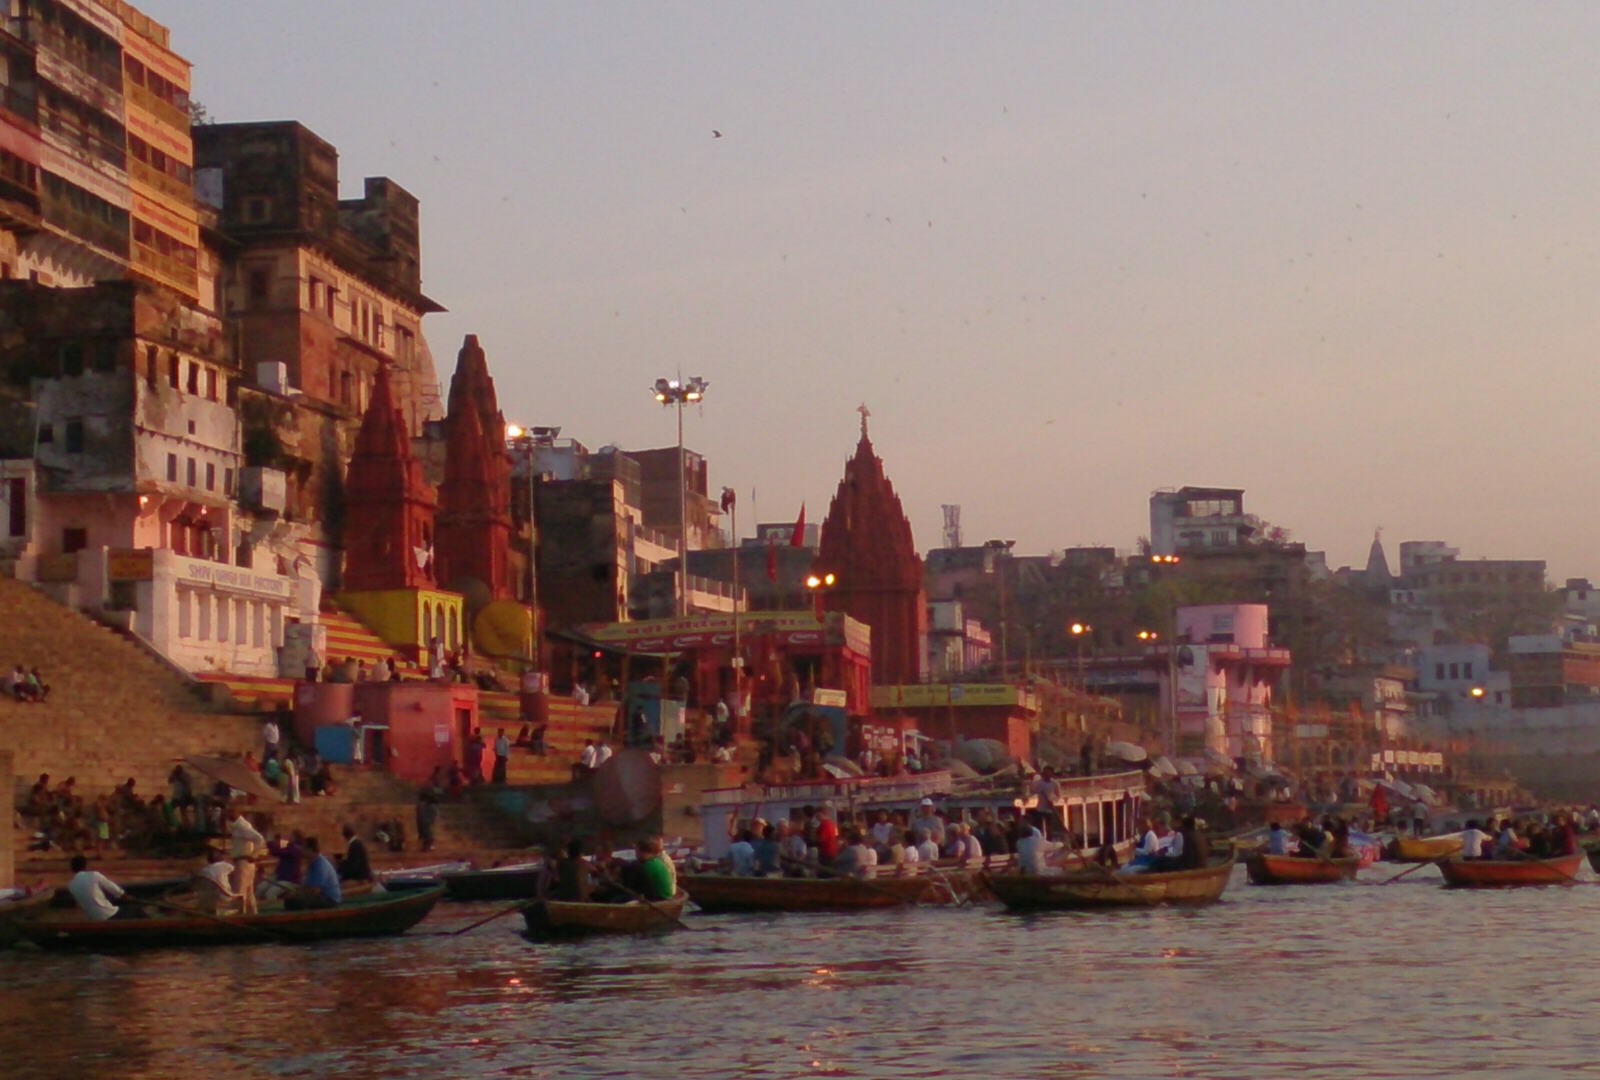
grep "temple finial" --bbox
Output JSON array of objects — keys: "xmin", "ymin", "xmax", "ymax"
[{"xmin": 857, "ymin": 402, "xmax": 871, "ymax": 439}]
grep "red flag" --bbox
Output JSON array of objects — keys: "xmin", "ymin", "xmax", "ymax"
[
  {"xmin": 789, "ymin": 503, "xmax": 806, "ymax": 547},
  {"xmin": 765, "ymin": 535, "xmax": 778, "ymax": 581},
  {"xmin": 720, "ymin": 487, "xmax": 736, "ymax": 513}
]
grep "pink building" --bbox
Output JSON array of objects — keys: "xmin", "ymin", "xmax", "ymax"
[{"xmin": 1171, "ymin": 604, "xmax": 1290, "ymax": 760}]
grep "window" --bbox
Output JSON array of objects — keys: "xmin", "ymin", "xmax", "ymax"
[
  {"xmin": 7, "ymin": 477, "xmax": 24, "ymax": 537},
  {"xmin": 166, "ymin": 453, "xmax": 177, "ymax": 482},
  {"xmin": 223, "ymin": 468, "xmax": 233, "ymax": 495},
  {"xmin": 1435, "ymin": 663, "xmax": 1445, "ymax": 680},
  {"xmin": 60, "ymin": 342, "xmax": 83, "ymax": 376},
  {"xmin": 61, "ymin": 527, "xmax": 87, "ymax": 553},
  {"xmin": 1463, "ymin": 662, "xmax": 1474, "ymax": 679},
  {"xmin": 242, "ymin": 196, "xmax": 271, "ymax": 223},
  {"xmin": 1449, "ymin": 663, "xmax": 1459, "ymax": 680},
  {"xmin": 36, "ymin": 423, "xmax": 51, "ymax": 444},
  {"xmin": 92, "ymin": 339, "xmax": 116, "ymax": 373},
  {"xmin": 186, "ymin": 361, "xmax": 199, "ymax": 395},
  {"xmin": 339, "ymin": 370, "xmax": 352, "ymax": 407},
  {"xmin": 248, "ymin": 267, "xmax": 269, "ymax": 305},
  {"xmin": 64, "ymin": 418, "xmax": 83, "ymax": 453},
  {"xmin": 206, "ymin": 369, "xmax": 217, "ymax": 400},
  {"xmin": 197, "ymin": 593, "xmax": 210, "ymax": 640},
  {"xmin": 216, "ymin": 596, "xmax": 228, "ymax": 642},
  {"xmin": 145, "ymin": 344, "xmax": 158, "ymax": 387},
  {"xmin": 205, "ymin": 463, "xmax": 215, "ymax": 491},
  {"xmin": 177, "ymin": 590, "xmax": 190, "ymax": 637},
  {"xmin": 235, "ymin": 539, "xmax": 251, "ymax": 567},
  {"xmin": 167, "ymin": 354, "xmax": 179, "ymax": 388},
  {"xmin": 186, "ymin": 458, "xmax": 196, "ymax": 486}
]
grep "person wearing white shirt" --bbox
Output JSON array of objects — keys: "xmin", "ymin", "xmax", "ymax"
[
  {"xmin": 1017, "ymin": 825, "xmax": 1049, "ymax": 875},
  {"xmin": 65, "ymin": 855, "xmax": 125, "ymax": 920},
  {"xmin": 913, "ymin": 829, "xmax": 940, "ymax": 864},
  {"xmin": 579, "ymin": 741, "xmax": 598, "ymax": 770},
  {"xmin": 910, "ymin": 799, "xmax": 946, "ymax": 846},
  {"xmin": 962, "ymin": 828, "xmax": 984, "ymax": 863},
  {"xmin": 262, "ymin": 718, "xmax": 280, "ymax": 758},
  {"xmin": 869, "ymin": 811, "xmax": 897, "ymax": 849},
  {"xmin": 900, "ymin": 831, "xmax": 921, "ymax": 865},
  {"xmin": 574, "ymin": 684, "xmax": 590, "ymax": 706},
  {"xmin": 230, "ymin": 813, "xmax": 266, "ymax": 915},
  {"xmin": 593, "ymin": 741, "xmax": 613, "ymax": 767},
  {"xmin": 195, "ymin": 849, "xmax": 239, "ymax": 913},
  {"xmin": 1459, "ymin": 821, "xmax": 1494, "ymax": 860}
]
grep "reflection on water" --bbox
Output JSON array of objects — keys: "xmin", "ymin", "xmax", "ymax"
[{"xmin": 3, "ymin": 867, "xmax": 1599, "ymax": 1079}]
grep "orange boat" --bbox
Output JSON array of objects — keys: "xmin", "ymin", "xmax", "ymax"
[
  {"xmin": 1437, "ymin": 853, "xmax": 1582, "ymax": 888},
  {"xmin": 1246, "ymin": 852, "xmax": 1360, "ymax": 885}
]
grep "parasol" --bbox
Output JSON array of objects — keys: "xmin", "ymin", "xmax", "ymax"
[{"xmin": 1105, "ymin": 740, "xmax": 1149, "ymax": 763}]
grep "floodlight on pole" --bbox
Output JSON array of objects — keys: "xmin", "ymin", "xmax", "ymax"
[{"xmin": 650, "ymin": 376, "xmax": 710, "ymax": 617}]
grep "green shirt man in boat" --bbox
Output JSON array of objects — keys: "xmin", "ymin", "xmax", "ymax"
[{"xmin": 637, "ymin": 838, "xmax": 675, "ymax": 901}]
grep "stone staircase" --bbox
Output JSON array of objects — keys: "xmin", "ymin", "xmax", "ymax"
[
  {"xmin": 0, "ymin": 578, "xmax": 263, "ymax": 800},
  {"xmin": 502, "ymin": 698, "xmax": 618, "ymax": 785}
]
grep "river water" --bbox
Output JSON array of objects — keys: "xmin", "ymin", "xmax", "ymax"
[{"xmin": 2, "ymin": 865, "xmax": 1595, "ymax": 1079}]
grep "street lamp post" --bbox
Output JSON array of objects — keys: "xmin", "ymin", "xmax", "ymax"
[
  {"xmin": 652, "ymin": 377, "xmax": 709, "ymax": 618},
  {"xmin": 805, "ymin": 571, "xmax": 837, "ymax": 620},
  {"xmin": 505, "ymin": 423, "xmax": 560, "ymax": 676}
]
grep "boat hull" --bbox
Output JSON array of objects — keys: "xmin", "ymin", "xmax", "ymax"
[
  {"xmin": 985, "ymin": 853, "xmax": 1236, "ymax": 910},
  {"xmin": 1587, "ymin": 847, "xmax": 1600, "ymax": 876},
  {"xmin": 16, "ymin": 887, "xmax": 443, "ymax": 950},
  {"xmin": 523, "ymin": 892, "xmax": 688, "ymax": 938},
  {"xmin": 441, "ymin": 865, "xmax": 543, "ymax": 901},
  {"xmin": 1246, "ymin": 853, "xmax": 1360, "ymax": 885},
  {"xmin": 1438, "ymin": 854, "xmax": 1582, "ymax": 888},
  {"xmin": 681, "ymin": 872, "xmax": 936, "ymax": 913},
  {"xmin": 1391, "ymin": 835, "xmax": 1463, "ymax": 863}
]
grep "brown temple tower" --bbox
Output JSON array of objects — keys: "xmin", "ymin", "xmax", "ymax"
[
  {"xmin": 435, "ymin": 335, "xmax": 513, "ymax": 599},
  {"xmin": 341, "ymin": 363, "xmax": 437, "ymax": 591},
  {"xmin": 815, "ymin": 409, "xmax": 927, "ymax": 685}
]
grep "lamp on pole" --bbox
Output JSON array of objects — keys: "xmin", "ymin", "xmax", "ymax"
[
  {"xmin": 983, "ymin": 539, "xmax": 1014, "ymax": 679},
  {"xmin": 505, "ymin": 423, "xmax": 560, "ymax": 676},
  {"xmin": 804, "ymin": 571, "xmax": 837, "ymax": 619},
  {"xmin": 652, "ymin": 376, "xmax": 709, "ymax": 618}
]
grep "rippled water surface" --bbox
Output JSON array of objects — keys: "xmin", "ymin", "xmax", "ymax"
[{"xmin": 3, "ymin": 865, "xmax": 1597, "ymax": 1079}]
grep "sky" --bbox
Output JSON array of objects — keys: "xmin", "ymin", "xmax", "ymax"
[{"xmin": 141, "ymin": 2, "xmax": 1600, "ymax": 581}]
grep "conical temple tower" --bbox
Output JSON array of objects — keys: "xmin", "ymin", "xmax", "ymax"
[
  {"xmin": 341, "ymin": 363, "xmax": 437, "ymax": 592},
  {"xmin": 815, "ymin": 410, "xmax": 927, "ymax": 684},
  {"xmin": 435, "ymin": 334, "xmax": 513, "ymax": 600}
]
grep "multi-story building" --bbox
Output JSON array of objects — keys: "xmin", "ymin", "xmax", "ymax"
[{"xmin": 194, "ymin": 120, "xmax": 444, "ymax": 588}]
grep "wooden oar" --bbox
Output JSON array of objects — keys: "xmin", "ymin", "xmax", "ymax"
[
  {"xmin": 449, "ymin": 898, "xmax": 536, "ymax": 936},
  {"xmin": 1377, "ymin": 857, "xmax": 1441, "ymax": 885}
]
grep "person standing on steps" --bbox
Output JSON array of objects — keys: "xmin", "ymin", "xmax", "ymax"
[
  {"xmin": 338, "ymin": 823, "xmax": 372, "ymax": 882},
  {"xmin": 416, "ymin": 782, "xmax": 439, "ymax": 853},
  {"xmin": 492, "ymin": 728, "xmax": 510, "ymax": 784}
]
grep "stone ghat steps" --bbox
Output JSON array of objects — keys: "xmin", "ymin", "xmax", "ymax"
[{"xmin": 320, "ymin": 606, "xmax": 419, "ymax": 668}]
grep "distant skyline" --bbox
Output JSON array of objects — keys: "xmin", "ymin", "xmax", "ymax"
[{"xmin": 143, "ymin": 2, "xmax": 1600, "ymax": 581}]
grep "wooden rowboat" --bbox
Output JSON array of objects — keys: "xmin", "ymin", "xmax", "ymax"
[
  {"xmin": 0, "ymin": 891, "xmax": 54, "ymax": 946},
  {"xmin": 441, "ymin": 863, "xmax": 544, "ymax": 901},
  {"xmin": 522, "ymin": 891, "xmax": 688, "ymax": 939},
  {"xmin": 1246, "ymin": 852, "xmax": 1360, "ymax": 885},
  {"xmin": 1391, "ymin": 834, "xmax": 1463, "ymax": 863},
  {"xmin": 984, "ymin": 851, "xmax": 1236, "ymax": 911},
  {"xmin": 15, "ymin": 886, "xmax": 444, "ymax": 950},
  {"xmin": 1437, "ymin": 854, "xmax": 1582, "ymax": 888},
  {"xmin": 681, "ymin": 871, "xmax": 937, "ymax": 913}
]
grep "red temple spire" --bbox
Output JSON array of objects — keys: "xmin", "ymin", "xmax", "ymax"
[
  {"xmin": 435, "ymin": 334, "xmax": 514, "ymax": 599},
  {"xmin": 816, "ymin": 410, "xmax": 927, "ymax": 683},
  {"xmin": 341, "ymin": 363, "xmax": 437, "ymax": 591}
]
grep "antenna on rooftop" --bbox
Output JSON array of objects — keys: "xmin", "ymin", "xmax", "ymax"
[{"xmin": 941, "ymin": 504, "xmax": 962, "ymax": 549}]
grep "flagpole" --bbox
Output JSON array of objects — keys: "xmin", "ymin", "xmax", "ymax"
[{"xmin": 729, "ymin": 490, "xmax": 742, "ymax": 732}]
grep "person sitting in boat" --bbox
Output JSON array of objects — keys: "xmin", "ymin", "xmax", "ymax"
[
  {"xmin": 1292, "ymin": 818, "xmax": 1326, "ymax": 859},
  {"xmin": 623, "ymin": 838, "xmax": 674, "ymax": 901},
  {"xmin": 973, "ymin": 810, "xmax": 1010, "ymax": 857},
  {"xmin": 66, "ymin": 854, "xmax": 132, "ymax": 921},
  {"xmin": 1016, "ymin": 823, "xmax": 1050, "ymax": 875},
  {"xmin": 780, "ymin": 821, "xmax": 810, "ymax": 876},
  {"xmin": 194, "ymin": 847, "xmax": 240, "ymax": 914},
  {"xmin": 1458, "ymin": 820, "xmax": 1494, "ymax": 860},
  {"xmin": 833, "ymin": 829, "xmax": 878, "ymax": 878},
  {"xmin": 1493, "ymin": 819, "xmax": 1524, "ymax": 860},
  {"xmin": 753, "ymin": 825, "xmax": 782, "ymax": 876},
  {"xmin": 288, "ymin": 836, "xmax": 342, "ymax": 910},
  {"xmin": 1177, "ymin": 817, "xmax": 1209, "ymax": 870},
  {"xmin": 912, "ymin": 828, "xmax": 940, "ymax": 865},
  {"xmin": 1548, "ymin": 813, "xmax": 1578, "ymax": 857},
  {"xmin": 1327, "ymin": 819, "xmax": 1352, "ymax": 859},
  {"xmin": 910, "ymin": 799, "xmax": 946, "ymax": 847},
  {"xmin": 815, "ymin": 804, "xmax": 841, "ymax": 867},
  {"xmin": 552, "ymin": 839, "xmax": 593, "ymax": 901},
  {"xmin": 338, "ymin": 824, "xmax": 373, "ymax": 883},
  {"xmin": 1266, "ymin": 821, "xmax": 1290, "ymax": 856},
  {"xmin": 726, "ymin": 829, "xmax": 758, "ymax": 876}
]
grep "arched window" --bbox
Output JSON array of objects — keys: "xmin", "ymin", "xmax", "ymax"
[
  {"xmin": 448, "ymin": 607, "xmax": 459, "ymax": 650},
  {"xmin": 422, "ymin": 604, "xmax": 432, "ymax": 643}
]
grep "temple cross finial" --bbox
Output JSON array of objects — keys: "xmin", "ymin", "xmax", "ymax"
[{"xmin": 857, "ymin": 402, "xmax": 871, "ymax": 438}]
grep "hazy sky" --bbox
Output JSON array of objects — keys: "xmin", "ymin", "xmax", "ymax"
[{"xmin": 143, "ymin": 2, "xmax": 1600, "ymax": 580}]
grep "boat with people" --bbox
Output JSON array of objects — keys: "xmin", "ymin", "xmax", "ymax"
[
  {"xmin": 1245, "ymin": 851, "xmax": 1360, "ymax": 885},
  {"xmin": 1390, "ymin": 834, "xmax": 1464, "ymax": 863},
  {"xmin": 1436, "ymin": 853, "xmax": 1583, "ymax": 888},
  {"xmin": 680, "ymin": 869, "xmax": 938, "ymax": 913},
  {"xmin": 984, "ymin": 850, "xmax": 1236, "ymax": 910},
  {"xmin": 377, "ymin": 860, "xmax": 471, "ymax": 891},
  {"xmin": 440, "ymin": 862, "xmax": 545, "ymax": 901},
  {"xmin": 14, "ymin": 885, "xmax": 444, "ymax": 950},
  {"xmin": 522, "ymin": 891, "xmax": 689, "ymax": 939}
]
